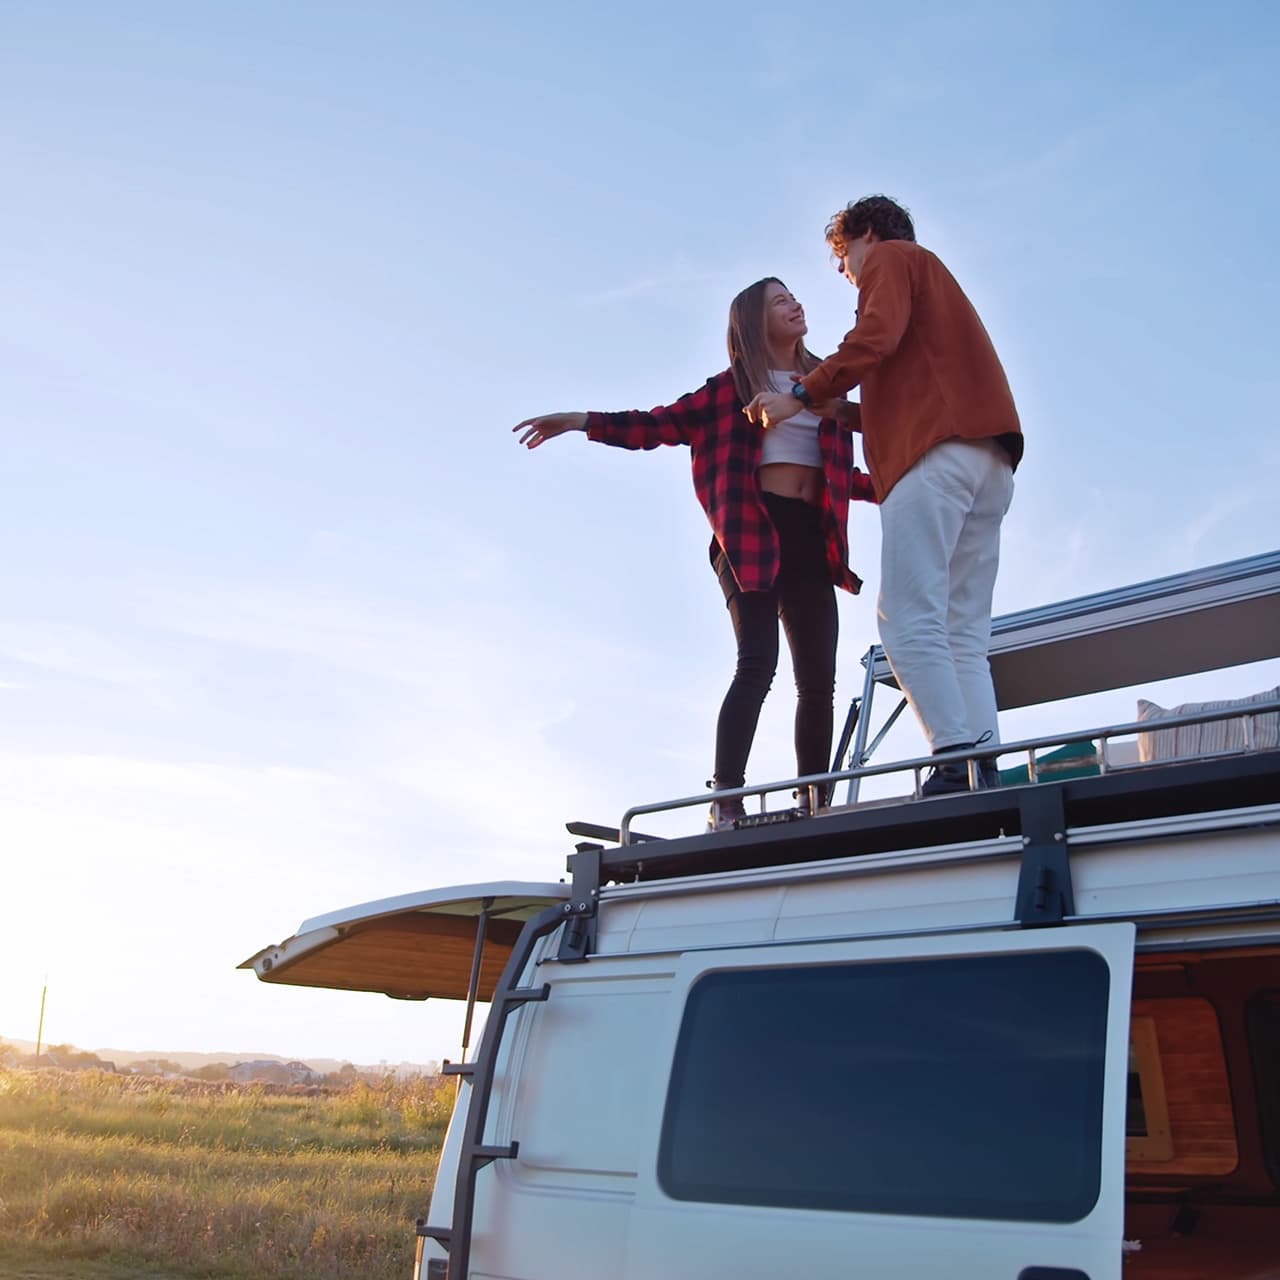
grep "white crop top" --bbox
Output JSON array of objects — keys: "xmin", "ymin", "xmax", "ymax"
[{"xmin": 758, "ymin": 370, "xmax": 822, "ymax": 468}]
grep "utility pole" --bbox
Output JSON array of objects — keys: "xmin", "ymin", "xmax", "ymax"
[{"xmin": 35, "ymin": 979, "xmax": 47, "ymax": 1058}]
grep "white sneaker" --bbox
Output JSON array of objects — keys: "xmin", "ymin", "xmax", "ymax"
[{"xmin": 706, "ymin": 797, "xmax": 746, "ymax": 832}]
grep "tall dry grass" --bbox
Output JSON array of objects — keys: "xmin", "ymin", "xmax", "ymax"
[{"xmin": 0, "ymin": 1067, "xmax": 455, "ymax": 1279}]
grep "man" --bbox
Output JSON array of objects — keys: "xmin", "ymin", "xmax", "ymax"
[{"xmin": 746, "ymin": 196, "xmax": 1022, "ymax": 795}]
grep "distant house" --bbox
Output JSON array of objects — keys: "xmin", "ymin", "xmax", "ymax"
[
  {"xmin": 227, "ymin": 1059, "xmax": 319, "ymax": 1085},
  {"xmin": 24, "ymin": 1051, "xmax": 118, "ymax": 1071},
  {"xmin": 128, "ymin": 1060, "xmax": 174, "ymax": 1077}
]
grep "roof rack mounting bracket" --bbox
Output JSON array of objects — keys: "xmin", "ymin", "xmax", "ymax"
[
  {"xmin": 557, "ymin": 844, "xmax": 602, "ymax": 963},
  {"xmin": 1014, "ymin": 784, "xmax": 1074, "ymax": 927}
]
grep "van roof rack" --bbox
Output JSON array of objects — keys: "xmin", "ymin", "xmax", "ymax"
[{"xmin": 552, "ymin": 549, "xmax": 1280, "ymax": 952}]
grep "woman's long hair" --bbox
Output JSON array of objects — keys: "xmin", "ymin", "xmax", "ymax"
[{"xmin": 727, "ymin": 277, "xmax": 821, "ymax": 406}]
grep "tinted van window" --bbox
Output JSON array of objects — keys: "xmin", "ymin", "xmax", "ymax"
[{"xmin": 659, "ymin": 949, "xmax": 1110, "ymax": 1222}]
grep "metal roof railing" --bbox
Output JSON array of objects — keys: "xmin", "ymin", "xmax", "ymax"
[{"xmin": 618, "ymin": 698, "xmax": 1280, "ymax": 845}]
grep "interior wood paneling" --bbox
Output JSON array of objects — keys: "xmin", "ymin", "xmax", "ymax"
[{"xmin": 1128, "ymin": 996, "xmax": 1238, "ymax": 1178}]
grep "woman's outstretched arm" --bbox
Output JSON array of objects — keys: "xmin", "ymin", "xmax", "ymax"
[{"xmin": 514, "ymin": 376, "xmax": 723, "ymax": 452}]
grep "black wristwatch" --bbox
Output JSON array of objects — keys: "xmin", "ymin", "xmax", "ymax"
[{"xmin": 790, "ymin": 380, "xmax": 812, "ymax": 407}]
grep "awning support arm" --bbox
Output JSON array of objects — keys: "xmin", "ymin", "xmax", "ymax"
[{"xmin": 459, "ymin": 897, "xmax": 493, "ymax": 1063}]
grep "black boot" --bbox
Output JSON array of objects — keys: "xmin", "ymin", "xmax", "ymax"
[
  {"xmin": 921, "ymin": 742, "xmax": 986, "ymax": 797},
  {"xmin": 974, "ymin": 732, "xmax": 1000, "ymax": 790}
]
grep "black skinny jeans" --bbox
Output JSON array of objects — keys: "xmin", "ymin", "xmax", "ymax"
[{"xmin": 712, "ymin": 493, "xmax": 838, "ymax": 795}]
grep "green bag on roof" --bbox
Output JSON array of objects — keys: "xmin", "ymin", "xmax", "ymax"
[{"xmin": 999, "ymin": 739, "xmax": 1100, "ymax": 787}]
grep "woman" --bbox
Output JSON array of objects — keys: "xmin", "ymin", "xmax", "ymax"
[{"xmin": 514, "ymin": 278, "xmax": 874, "ymax": 829}]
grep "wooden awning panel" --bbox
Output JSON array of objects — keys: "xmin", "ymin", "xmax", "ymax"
[{"xmin": 240, "ymin": 883, "xmax": 568, "ymax": 1001}]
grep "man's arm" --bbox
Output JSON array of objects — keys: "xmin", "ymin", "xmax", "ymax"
[
  {"xmin": 824, "ymin": 398, "xmax": 862, "ymax": 432},
  {"xmin": 800, "ymin": 246, "xmax": 913, "ymax": 405}
]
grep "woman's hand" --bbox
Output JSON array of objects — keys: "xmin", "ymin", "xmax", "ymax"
[
  {"xmin": 513, "ymin": 411, "xmax": 588, "ymax": 448},
  {"xmin": 744, "ymin": 392, "xmax": 801, "ymax": 429}
]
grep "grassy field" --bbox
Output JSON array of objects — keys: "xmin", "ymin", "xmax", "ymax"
[{"xmin": 0, "ymin": 1066, "xmax": 452, "ymax": 1280}]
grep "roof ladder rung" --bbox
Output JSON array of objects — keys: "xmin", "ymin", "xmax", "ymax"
[
  {"xmin": 502, "ymin": 984, "xmax": 551, "ymax": 1007},
  {"xmin": 415, "ymin": 1220, "xmax": 450, "ymax": 1247},
  {"xmin": 473, "ymin": 1141, "xmax": 519, "ymax": 1170}
]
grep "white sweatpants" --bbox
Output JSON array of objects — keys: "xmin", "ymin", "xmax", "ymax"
[{"xmin": 877, "ymin": 437, "xmax": 1015, "ymax": 752}]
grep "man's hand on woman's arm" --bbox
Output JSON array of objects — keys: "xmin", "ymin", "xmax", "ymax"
[{"xmin": 513, "ymin": 411, "xmax": 588, "ymax": 448}]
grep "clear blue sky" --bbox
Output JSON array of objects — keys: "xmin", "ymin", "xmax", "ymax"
[{"xmin": 2, "ymin": 1, "xmax": 1277, "ymax": 1066}]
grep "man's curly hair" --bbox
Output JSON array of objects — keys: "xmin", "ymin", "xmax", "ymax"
[{"xmin": 826, "ymin": 195, "xmax": 915, "ymax": 248}]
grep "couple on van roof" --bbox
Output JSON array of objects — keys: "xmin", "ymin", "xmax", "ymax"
[{"xmin": 515, "ymin": 195, "xmax": 1023, "ymax": 827}]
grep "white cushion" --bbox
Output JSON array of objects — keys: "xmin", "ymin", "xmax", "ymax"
[{"xmin": 1137, "ymin": 687, "xmax": 1280, "ymax": 762}]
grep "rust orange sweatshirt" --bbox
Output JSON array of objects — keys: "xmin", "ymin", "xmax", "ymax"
[{"xmin": 800, "ymin": 239, "xmax": 1023, "ymax": 502}]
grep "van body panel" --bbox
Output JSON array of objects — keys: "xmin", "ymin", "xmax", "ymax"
[
  {"xmin": 585, "ymin": 812, "xmax": 1280, "ymax": 963},
  {"xmin": 1070, "ymin": 813, "xmax": 1280, "ymax": 921},
  {"xmin": 458, "ymin": 940, "xmax": 650, "ymax": 1278},
  {"xmin": 506, "ymin": 969, "xmax": 674, "ymax": 1177}
]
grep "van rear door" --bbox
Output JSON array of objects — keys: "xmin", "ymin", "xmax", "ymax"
[{"xmin": 626, "ymin": 922, "xmax": 1135, "ymax": 1280}]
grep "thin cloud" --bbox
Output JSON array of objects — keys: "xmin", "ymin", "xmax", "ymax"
[
  {"xmin": 1180, "ymin": 490, "xmax": 1269, "ymax": 560},
  {"xmin": 577, "ymin": 258, "xmax": 723, "ymax": 307},
  {"xmin": 0, "ymin": 620, "xmax": 178, "ymax": 694}
]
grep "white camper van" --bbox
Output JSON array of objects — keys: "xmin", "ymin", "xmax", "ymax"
[{"xmin": 243, "ymin": 551, "xmax": 1280, "ymax": 1280}]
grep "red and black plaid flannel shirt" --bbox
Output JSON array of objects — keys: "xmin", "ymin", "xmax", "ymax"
[{"xmin": 585, "ymin": 369, "xmax": 875, "ymax": 594}]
